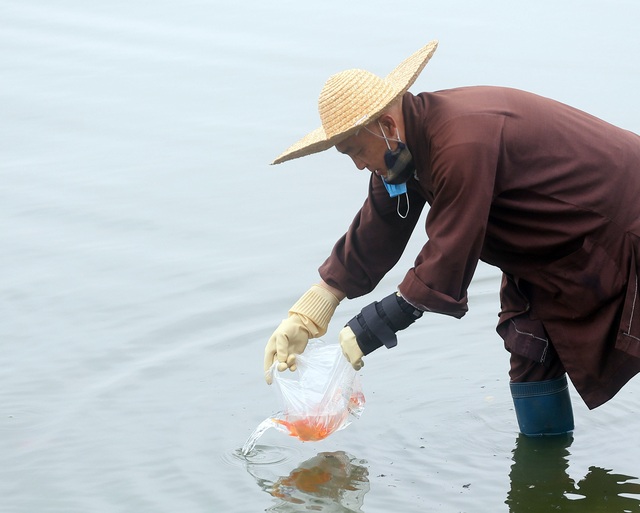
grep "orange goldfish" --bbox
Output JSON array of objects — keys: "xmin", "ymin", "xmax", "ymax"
[
  {"xmin": 274, "ymin": 411, "xmax": 349, "ymax": 442},
  {"xmin": 274, "ymin": 391, "xmax": 365, "ymax": 442}
]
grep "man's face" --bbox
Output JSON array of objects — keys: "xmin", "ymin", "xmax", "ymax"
[{"xmin": 335, "ymin": 124, "xmax": 389, "ymax": 178}]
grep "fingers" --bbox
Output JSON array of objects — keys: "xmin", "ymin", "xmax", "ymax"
[
  {"xmin": 264, "ymin": 347, "xmax": 276, "ymax": 372},
  {"xmin": 265, "ymin": 318, "xmax": 309, "ymax": 383},
  {"xmin": 276, "ymin": 333, "xmax": 301, "ymax": 372},
  {"xmin": 264, "ymin": 352, "xmax": 296, "ymax": 383},
  {"xmin": 343, "ymin": 351, "xmax": 364, "ymax": 371},
  {"xmin": 265, "ymin": 332, "xmax": 299, "ymax": 384},
  {"xmin": 277, "ymin": 353, "xmax": 297, "ymax": 372},
  {"xmin": 338, "ymin": 325, "xmax": 364, "ymax": 371},
  {"xmin": 340, "ymin": 343, "xmax": 364, "ymax": 370},
  {"xmin": 264, "ymin": 330, "xmax": 287, "ymax": 384},
  {"xmin": 264, "ymin": 355, "xmax": 295, "ymax": 384},
  {"xmin": 264, "ymin": 340, "xmax": 277, "ymax": 385}
]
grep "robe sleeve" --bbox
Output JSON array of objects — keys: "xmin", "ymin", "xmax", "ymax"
[
  {"xmin": 318, "ymin": 172, "xmax": 427, "ymax": 299},
  {"xmin": 398, "ymin": 113, "xmax": 505, "ymax": 317}
]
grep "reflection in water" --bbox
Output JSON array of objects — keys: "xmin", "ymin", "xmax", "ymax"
[
  {"xmin": 246, "ymin": 450, "xmax": 369, "ymax": 512},
  {"xmin": 507, "ymin": 434, "xmax": 640, "ymax": 512}
]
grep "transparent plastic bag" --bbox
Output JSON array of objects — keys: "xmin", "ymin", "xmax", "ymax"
[{"xmin": 269, "ymin": 339, "xmax": 365, "ymax": 442}]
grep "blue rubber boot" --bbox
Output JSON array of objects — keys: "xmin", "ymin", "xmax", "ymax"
[{"xmin": 510, "ymin": 375, "xmax": 574, "ymax": 436}]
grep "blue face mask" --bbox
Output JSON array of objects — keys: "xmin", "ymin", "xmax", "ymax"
[
  {"xmin": 369, "ymin": 122, "xmax": 414, "ymax": 195},
  {"xmin": 383, "ymin": 179, "xmax": 407, "ymax": 197}
]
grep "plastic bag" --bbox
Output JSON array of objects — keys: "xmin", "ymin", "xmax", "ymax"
[{"xmin": 269, "ymin": 339, "xmax": 365, "ymax": 442}]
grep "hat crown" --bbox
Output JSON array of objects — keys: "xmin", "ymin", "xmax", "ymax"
[
  {"xmin": 318, "ymin": 69, "xmax": 395, "ymax": 138},
  {"xmin": 271, "ymin": 40, "xmax": 438, "ymax": 165}
]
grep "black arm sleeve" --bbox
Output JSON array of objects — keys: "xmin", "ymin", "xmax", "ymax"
[{"xmin": 346, "ymin": 293, "xmax": 423, "ymax": 355}]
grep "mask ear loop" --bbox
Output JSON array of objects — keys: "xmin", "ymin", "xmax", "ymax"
[
  {"xmin": 397, "ymin": 192, "xmax": 409, "ymax": 219},
  {"xmin": 371, "ymin": 122, "xmax": 409, "ymax": 218},
  {"xmin": 376, "ymin": 122, "xmax": 393, "ymax": 150}
]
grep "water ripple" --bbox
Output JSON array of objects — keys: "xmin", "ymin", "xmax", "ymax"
[{"xmin": 225, "ymin": 444, "xmax": 299, "ymax": 467}]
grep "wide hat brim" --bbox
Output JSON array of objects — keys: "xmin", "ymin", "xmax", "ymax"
[{"xmin": 272, "ymin": 40, "xmax": 438, "ymax": 165}]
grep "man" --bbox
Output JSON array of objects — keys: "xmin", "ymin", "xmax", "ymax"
[{"xmin": 263, "ymin": 40, "xmax": 640, "ymax": 436}]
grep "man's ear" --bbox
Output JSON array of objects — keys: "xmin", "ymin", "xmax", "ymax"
[{"xmin": 378, "ymin": 114, "xmax": 398, "ymax": 138}]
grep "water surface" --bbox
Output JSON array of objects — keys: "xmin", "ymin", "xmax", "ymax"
[{"xmin": 1, "ymin": 1, "xmax": 639, "ymax": 512}]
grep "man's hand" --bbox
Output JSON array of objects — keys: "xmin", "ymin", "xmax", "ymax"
[
  {"xmin": 264, "ymin": 284, "xmax": 341, "ymax": 384},
  {"xmin": 264, "ymin": 314, "xmax": 314, "ymax": 384},
  {"xmin": 339, "ymin": 326, "xmax": 364, "ymax": 370}
]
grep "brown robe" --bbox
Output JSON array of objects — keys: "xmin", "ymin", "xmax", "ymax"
[{"xmin": 319, "ymin": 86, "xmax": 640, "ymax": 409}]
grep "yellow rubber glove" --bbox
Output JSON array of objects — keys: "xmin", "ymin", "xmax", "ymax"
[
  {"xmin": 264, "ymin": 284, "xmax": 340, "ymax": 384},
  {"xmin": 339, "ymin": 325, "xmax": 364, "ymax": 371}
]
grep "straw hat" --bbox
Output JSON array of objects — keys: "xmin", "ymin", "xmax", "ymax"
[{"xmin": 272, "ymin": 40, "xmax": 438, "ymax": 165}]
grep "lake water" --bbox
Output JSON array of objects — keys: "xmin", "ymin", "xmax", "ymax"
[{"xmin": 2, "ymin": 1, "xmax": 639, "ymax": 512}]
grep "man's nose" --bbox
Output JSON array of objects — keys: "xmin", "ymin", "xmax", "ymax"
[{"xmin": 352, "ymin": 156, "xmax": 367, "ymax": 170}]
